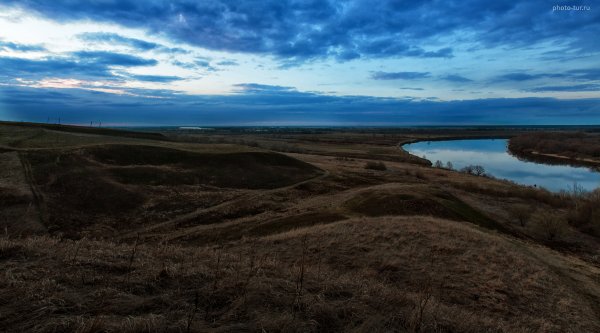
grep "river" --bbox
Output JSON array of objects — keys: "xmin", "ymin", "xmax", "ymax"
[{"xmin": 403, "ymin": 139, "xmax": 600, "ymax": 192}]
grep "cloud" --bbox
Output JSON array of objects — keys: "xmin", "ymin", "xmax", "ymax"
[
  {"xmin": 233, "ymin": 83, "xmax": 297, "ymax": 93},
  {"xmin": 129, "ymin": 74, "xmax": 184, "ymax": 83},
  {"xmin": 372, "ymin": 71, "xmax": 431, "ymax": 80},
  {"xmin": 3, "ymin": 84, "xmax": 599, "ymax": 126},
  {"xmin": 399, "ymin": 87, "xmax": 424, "ymax": 91},
  {"xmin": 0, "ymin": 1, "xmax": 598, "ymax": 124},
  {"xmin": 497, "ymin": 73, "xmax": 541, "ymax": 81},
  {"xmin": 72, "ymin": 51, "xmax": 157, "ymax": 67},
  {"xmin": 0, "ymin": 40, "xmax": 46, "ymax": 52},
  {"xmin": 495, "ymin": 69, "xmax": 600, "ymax": 82},
  {"xmin": 0, "ymin": 56, "xmax": 114, "ymax": 79},
  {"xmin": 496, "ymin": 73, "xmax": 565, "ymax": 81},
  {"xmin": 0, "ymin": 51, "xmax": 158, "ymax": 82},
  {"xmin": 193, "ymin": 59, "xmax": 216, "ymax": 70},
  {"xmin": 526, "ymin": 84, "xmax": 600, "ymax": 92},
  {"xmin": 484, "ymin": 68, "xmax": 600, "ymax": 92},
  {"xmin": 171, "ymin": 60, "xmax": 195, "ymax": 70},
  {"xmin": 172, "ymin": 58, "xmax": 216, "ymax": 71},
  {"xmin": 354, "ymin": 39, "xmax": 453, "ymax": 60},
  {"xmin": 440, "ymin": 75, "xmax": 472, "ymax": 82},
  {"xmin": 216, "ymin": 60, "xmax": 238, "ymax": 66},
  {"xmin": 421, "ymin": 48, "xmax": 454, "ymax": 58},
  {"xmin": 567, "ymin": 68, "xmax": 600, "ymax": 81},
  {"xmin": 78, "ymin": 32, "xmax": 158, "ymax": 51},
  {"xmin": 77, "ymin": 32, "xmax": 189, "ymax": 54},
  {"xmin": 5, "ymin": 0, "xmax": 596, "ymax": 63}
]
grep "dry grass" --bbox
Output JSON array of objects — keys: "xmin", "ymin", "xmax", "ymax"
[
  {"xmin": 509, "ymin": 131, "xmax": 600, "ymax": 167},
  {"xmin": 16, "ymin": 144, "xmax": 321, "ymax": 238},
  {"xmin": 342, "ymin": 185, "xmax": 507, "ymax": 232},
  {"xmin": 2, "ymin": 123, "xmax": 600, "ymax": 332},
  {"xmin": 364, "ymin": 161, "xmax": 387, "ymax": 171},
  {"xmin": 1, "ymin": 216, "xmax": 598, "ymax": 332},
  {"xmin": 566, "ymin": 189, "xmax": 600, "ymax": 237},
  {"xmin": 529, "ymin": 210, "xmax": 569, "ymax": 241}
]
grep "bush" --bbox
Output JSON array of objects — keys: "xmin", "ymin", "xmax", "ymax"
[
  {"xmin": 513, "ymin": 205, "xmax": 531, "ymax": 227},
  {"xmin": 364, "ymin": 161, "xmax": 387, "ymax": 171},
  {"xmin": 414, "ymin": 170, "xmax": 426, "ymax": 180},
  {"xmin": 529, "ymin": 210, "xmax": 568, "ymax": 241},
  {"xmin": 566, "ymin": 189, "xmax": 600, "ymax": 236}
]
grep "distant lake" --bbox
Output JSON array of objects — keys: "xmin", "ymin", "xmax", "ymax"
[{"xmin": 403, "ymin": 139, "xmax": 600, "ymax": 192}]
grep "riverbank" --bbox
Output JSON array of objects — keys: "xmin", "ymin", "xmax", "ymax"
[
  {"xmin": 508, "ymin": 132, "xmax": 600, "ymax": 170},
  {"xmin": 403, "ymin": 138, "xmax": 600, "ymax": 192},
  {"xmin": 400, "ymin": 131, "xmax": 600, "ymax": 175},
  {"xmin": 398, "ymin": 135, "xmax": 514, "ymax": 167}
]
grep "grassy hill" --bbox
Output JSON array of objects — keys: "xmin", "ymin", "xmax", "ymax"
[
  {"xmin": 2, "ymin": 216, "xmax": 599, "ymax": 332},
  {"xmin": 0, "ymin": 122, "xmax": 599, "ymax": 332}
]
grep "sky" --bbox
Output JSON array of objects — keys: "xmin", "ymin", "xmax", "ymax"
[{"xmin": 0, "ymin": 0, "xmax": 598, "ymax": 126}]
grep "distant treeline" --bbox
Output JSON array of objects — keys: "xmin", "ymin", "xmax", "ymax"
[{"xmin": 508, "ymin": 132, "xmax": 600, "ymax": 166}]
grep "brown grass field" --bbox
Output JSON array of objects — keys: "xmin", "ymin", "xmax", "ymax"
[{"xmin": 1, "ymin": 123, "xmax": 599, "ymax": 332}]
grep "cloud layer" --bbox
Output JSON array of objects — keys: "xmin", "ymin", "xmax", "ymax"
[
  {"xmin": 4, "ymin": 0, "xmax": 598, "ymax": 62},
  {"xmin": 2, "ymin": 84, "xmax": 599, "ymax": 126},
  {"xmin": 0, "ymin": 0, "xmax": 598, "ymax": 125}
]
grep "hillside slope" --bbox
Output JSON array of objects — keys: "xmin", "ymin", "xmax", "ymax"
[
  {"xmin": 1, "ymin": 216, "xmax": 598, "ymax": 332},
  {"xmin": 1, "ymin": 123, "xmax": 599, "ymax": 332}
]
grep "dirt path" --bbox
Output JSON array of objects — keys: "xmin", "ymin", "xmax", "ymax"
[
  {"xmin": 531, "ymin": 151, "xmax": 600, "ymax": 166},
  {"xmin": 119, "ymin": 170, "xmax": 330, "ymax": 240}
]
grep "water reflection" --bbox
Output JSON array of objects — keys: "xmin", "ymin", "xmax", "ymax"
[{"xmin": 403, "ymin": 139, "xmax": 600, "ymax": 192}]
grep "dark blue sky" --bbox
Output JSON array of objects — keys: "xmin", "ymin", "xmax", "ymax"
[{"xmin": 0, "ymin": 0, "xmax": 598, "ymax": 125}]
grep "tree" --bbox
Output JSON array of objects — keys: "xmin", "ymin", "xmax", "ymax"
[
  {"xmin": 434, "ymin": 160, "xmax": 443, "ymax": 168},
  {"xmin": 445, "ymin": 161, "xmax": 453, "ymax": 170},
  {"xmin": 473, "ymin": 165, "xmax": 485, "ymax": 176},
  {"xmin": 460, "ymin": 165, "xmax": 475, "ymax": 174},
  {"xmin": 460, "ymin": 164, "xmax": 485, "ymax": 176}
]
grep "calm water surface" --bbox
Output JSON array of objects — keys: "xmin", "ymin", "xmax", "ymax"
[{"xmin": 403, "ymin": 139, "xmax": 600, "ymax": 192}]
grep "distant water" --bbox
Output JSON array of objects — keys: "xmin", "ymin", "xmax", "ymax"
[{"xmin": 403, "ymin": 139, "xmax": 600, "ymax": 192}]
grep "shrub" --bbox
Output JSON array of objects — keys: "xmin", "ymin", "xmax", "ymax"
[
  {"xmin": 512, "ymin": 205, "xmax": 531, "ymax": 227},
  {"xmin": 529, "ymin": 210, "xmax": 568, "ymax": 241},
  {"xmin": 566, "ymin": 189, "xmax": 600, "ymax": 236},
  {"xmin": 364, "ymin": 161, "xmax": 387, "ymax": 171},
  {"xmin": 414, "ymin": 170, "xmax": 426, "ymax": 180}
]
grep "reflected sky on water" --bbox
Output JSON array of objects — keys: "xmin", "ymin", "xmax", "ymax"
[{"xmin": 403, "ymin": 139, "xmax": 600, "ymax": 192}]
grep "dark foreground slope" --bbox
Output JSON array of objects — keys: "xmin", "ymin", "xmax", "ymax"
[
  {"xmin": 2, "ymin": 216, "xmax": 599, "ymax": 332},
  {"xmin": 1, "ymin": 123, "xmax": 599, "ymax": 332}
]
